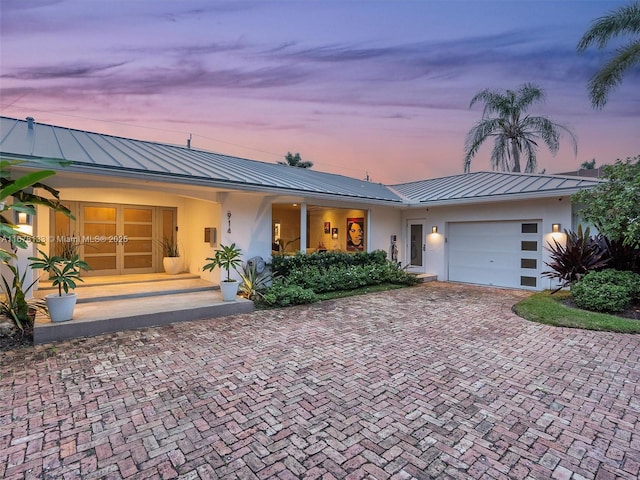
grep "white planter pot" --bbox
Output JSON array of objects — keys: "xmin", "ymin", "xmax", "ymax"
[
  {"xmin": 45, "ymin": 293, "xmax": 78, "ymax": 322},
  {"xmin": 220, "ymin": 281, "xmax": 239, "ymax": 301},
  {"xmin": 163, "ymin": 257, "xmax": 183, "ymax": 275}
]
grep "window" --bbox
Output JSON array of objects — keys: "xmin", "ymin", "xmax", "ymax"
[
  {"xmin": 521, "ymin": 258, "xmax": 537, "ymax": 269},
  {"xmin": 520, "ymin": 276, "xmax": 537, "ymax": 287}
]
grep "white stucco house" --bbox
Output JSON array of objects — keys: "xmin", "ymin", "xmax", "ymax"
[{"xmin": 1, "ymin": 115, "xmax": 600, "ymax": 293}]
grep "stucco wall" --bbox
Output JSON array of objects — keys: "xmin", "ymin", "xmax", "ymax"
[{"xmin": 402, "ymin": 196, "xmax": 573, "ymax": 290}]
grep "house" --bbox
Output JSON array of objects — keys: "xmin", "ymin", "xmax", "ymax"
[{"xmin": 1, "ymin": 116, "xmax": 601, "ymax": 293}]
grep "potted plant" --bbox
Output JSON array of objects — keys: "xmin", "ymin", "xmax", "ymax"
[
  {"xmin": 203, "ymin": 243, "xmax": 243, "ymax": 301},
  {"xmin": 159, "ymin": 236, "xmax": 182, "ymax": 275},
  {"xmin": 29, "ymin": 250, "xmax": 92, "ymax": 322}
]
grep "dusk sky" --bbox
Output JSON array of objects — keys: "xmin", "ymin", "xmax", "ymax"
[{"xmin": 1, "ymin": 0, "xmax": 638, "ymax": 184}]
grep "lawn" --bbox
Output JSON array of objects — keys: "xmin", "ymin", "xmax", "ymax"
[{"xmin": 513, "ymin": 290, "xmax": 640, "ymax": 333}]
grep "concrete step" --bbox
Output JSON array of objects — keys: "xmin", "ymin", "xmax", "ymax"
[
  {"xmin": 35, "ymin": 273, "xmax": 215, "ymax": 303},
  {"xmin": 412, "ymin": 273, "xmax": 437, "ymax": 283},
  {"xmin": 34, "ymin": 291, "xmax": 254, "ymax": 345},
  {"xmin": 33, "ymin": 274, "xmax": 254, "ymax": 345}
]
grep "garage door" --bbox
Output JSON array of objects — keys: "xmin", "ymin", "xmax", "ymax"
[{"xmin": 448, "ymin": 221, "xmax": 542, "ymax": 289}]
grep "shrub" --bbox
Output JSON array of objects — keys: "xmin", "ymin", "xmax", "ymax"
[
  {"xmin": 271, "ymin": 250, "xmax": 388, "ymax": 277},
  {"xmin": 543, "ymin": 225, "xmax": 610, "ymax": 290},
  {"xmin": 261, "ymin": 282, "xmax": 318, "ymax": 307},
  {"xmin": 603, "ymin": 237, "xmax": 640, "ymax": 274},
  {"xmin": 571, "ymin": 269, "xmax": 640, "ymax": 312}
]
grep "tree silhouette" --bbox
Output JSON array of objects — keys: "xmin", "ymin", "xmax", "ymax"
[
  {"xmin": 278, "ymin": 152, "xmax": 313, "ymax": 169},
  {"xmin": 463, "ymin": 83, "xmax": 577, "ymax": 173}
]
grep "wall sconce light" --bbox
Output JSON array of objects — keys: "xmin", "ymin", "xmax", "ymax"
[
  {"xmin": 552, "ymin": 223, "xmax": 561, "ymax": 233},
  {"xmin": 17, "ymin": 212, "xmax": 30, "ymax": 226},
  {"xmin": 431, "ymin": 226, "xmax": 438, "ymax": 234},
  {"xmin": 227, "ymin": 211, "xmax": 232, "ymax": 234}
]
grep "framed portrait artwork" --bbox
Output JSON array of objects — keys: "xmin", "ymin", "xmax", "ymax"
[
  {"xmin": 324, "ymin": 222, "xmax": 331, "ymax": 234},
  {"xmin": 346, "ymin": 217, "xmax": 364, "ymax": 251}
]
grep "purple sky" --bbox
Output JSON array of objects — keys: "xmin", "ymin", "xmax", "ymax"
[{"xmin": 1, "ymin": 0, "xmax": 639, "ymax": 184}]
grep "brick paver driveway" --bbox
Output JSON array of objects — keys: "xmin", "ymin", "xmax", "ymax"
[{"xmin": 1, "ymin": 283, "xmax": 639, "ymax": 479}]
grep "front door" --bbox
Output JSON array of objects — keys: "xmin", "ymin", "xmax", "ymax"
[
  {"xmin": 407, "ymin": 221, "xmax": 425, "ymax": 272},
  {"xmin": 79, "ymin": 204, "xmax": 156, "ymax": 276}
]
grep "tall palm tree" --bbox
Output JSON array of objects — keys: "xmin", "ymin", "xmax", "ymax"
[
  {"xmin": 278, "ymin": 152, "xmax": 313, "ymax": 169},
  {"xmin": 577, "ymin": 1, "xmax": 640, "ymax": 109},
  {"xmin": 463, "ymin": 83, "xmax": 577, "ymax": 174}
]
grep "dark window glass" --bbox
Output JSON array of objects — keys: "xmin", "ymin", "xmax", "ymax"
[
  {"xmin": 521, "ymin": 258, "xmax": 537, "ymax": 269},
  {"xmin": 521, "ymin": 241, "xmax": 538, "ymax": 251},
  {"xmin": 521, "ymin": 276, "xmax": 537, "ymax": 287},
  {"xmin": 521, "ymin": 223, "xmax": 538, "ymax": 234}
]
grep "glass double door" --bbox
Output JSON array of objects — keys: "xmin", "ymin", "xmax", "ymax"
[{"xmin": 79, "ymin": 204, "xmax": 156, "ymax": 276}]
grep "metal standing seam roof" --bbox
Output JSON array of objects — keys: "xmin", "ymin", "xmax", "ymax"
[
  {"xmin": 390, "ymin": 171, "xmax": 602, "ymax": 204},
  {"xmin": 1, "ymin": 116, "xmax": 601, "ymax": 206},
  {"xmin": 0, "ymin": 116, "xmax": 402, "ymax": 203}
]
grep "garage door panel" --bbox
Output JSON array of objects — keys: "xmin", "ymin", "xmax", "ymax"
[{"xmin": 448, "ymin": 221, "xmax": 541, "ymax": 289}]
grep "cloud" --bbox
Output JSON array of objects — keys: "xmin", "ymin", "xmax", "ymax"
[{"xmin": 2, "ymin": 62, "xmax": 128, "ymax": 80}]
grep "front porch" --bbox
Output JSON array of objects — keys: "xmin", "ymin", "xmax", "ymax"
[{"xmin": 33, "ymin": 273, "xmax": 254, "ymax": 345}]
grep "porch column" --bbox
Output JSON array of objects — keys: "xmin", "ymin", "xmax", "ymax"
[{"xmin": 299, "ymin": 203, "xmax": 307, "ymax": 254}]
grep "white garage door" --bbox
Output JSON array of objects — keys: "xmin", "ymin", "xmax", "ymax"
[{"xmin": 448, "ymin": 221, "xmax": 542, "ymax": 289}]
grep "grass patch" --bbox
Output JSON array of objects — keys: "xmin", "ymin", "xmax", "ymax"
[{"xmin": 513, "ymin": 290, "xmax": 640, "ymax": 333}]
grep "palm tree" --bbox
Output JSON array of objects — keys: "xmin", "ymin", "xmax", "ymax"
[
  {"xmin": 278, "ymin": 152, "xmax": 313, "ymax": 169},
  {"xmin": 577, "ymin": 1, "xmax": 640, "ymax": 109},
  {"xmin": 463, "ymin": 83, "xmax": 577, "ymax": 174}
]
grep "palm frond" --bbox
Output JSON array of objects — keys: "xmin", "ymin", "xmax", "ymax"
[
  {"xmin": 577, "ymin": 2, "xmax": 640, "ymax": 51},
  {"xmin": 490, "ymin": 135, "xmax": 508, "ymax": 172},
  {"xmin": 463, "ymin": 118, "xmax": 501, "ymax": 173},
  {"xmin": 588, "ymin": 40, "xmax": 640, "ymax": 108},
  {"xmin": 522, "ymin": 139, "xmax": 538, "ymax": 173},
  {"xmin": 514, "ymin": 83, "xmax": 544, "ymax": 111}
]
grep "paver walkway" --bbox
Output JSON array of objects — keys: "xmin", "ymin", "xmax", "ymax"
[{"xmin": 1, "ymin": 283, "xmax": 639, "ymax": 479}]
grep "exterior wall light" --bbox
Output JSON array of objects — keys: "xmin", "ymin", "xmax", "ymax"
[
  {"xmin": 17, "ymin": 212, "xmax": 30, "ymax": 225},
  {"xmin": 552, "ymin": 223, "xmax": 561, "ymax": 233},
  {"xmin": 431, "ymin": 226, "xmax": 438, "ymax": 234}
]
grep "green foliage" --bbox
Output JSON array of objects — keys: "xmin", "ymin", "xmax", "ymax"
[
  {"xmin": 271, "ymin": 250, "xmax": 388, "ymax": 276},
  {"xmin": 1, "ymin": 264, "xmax": 47, "ymax": 332},
  {"xmin": 203, "ymin": 243, "xmax": 243, "ymax": 282},
  {"xmin": 463, "ymin": 83, "xmax": 577, "ymax": 173},
  {"xmin": 573, "ymin": 156, "xmax": 640, "ymax": 247},
  {"xmin": 576, "ymin": 2, "xmax": 640, "ymax": 109},
  {"xmin": 159, "ymin": 236, "xmax": 180, "ymax": 257},
  {"xmin": 271, "ymin": 249, "xmax": 417, "ymax": 295},
  {"xmin": 571, "ymin": 269, "xmax": 640, "ymax": 312},
  {"xmin": 261, "ymin": 281, "xmax": 318, "ymax": 307},
  {"xmin": 239, "ymin": 261, "xmax": 273, "ymax": 301},
  {"xmin": 543, "ymin": 225, "xmax": 610, "ymax": 289},
  {"xmin": 513, "ymin": 290, "xmax": 640, "ymax": 333},
  {"xmin": 277, "ymin": 151, "xmax": 313, "ymax": 169},
  {"xmin": 1, "ymin": 159, "xmax": 73, "ymax": 262},
  {"xmin": 29, "ymin": 249, "xmax": 92, "ymax": 296}
]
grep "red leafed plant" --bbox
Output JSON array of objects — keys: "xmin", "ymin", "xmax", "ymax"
[{"xmin": 543, "ymin": 225, "xmax": 610, "ymax": 292}]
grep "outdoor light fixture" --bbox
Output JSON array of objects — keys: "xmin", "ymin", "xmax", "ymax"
[
  {"xmin": 431, "ymin": 226, "xmax": 438, "ymax": 234},
  {"xmin": 552, "ymin": 223, "xmax": 561, "ymax": 233},
  {"xmin": 17, "ymin": 212, "xmax": 29, "ymax": 225}
]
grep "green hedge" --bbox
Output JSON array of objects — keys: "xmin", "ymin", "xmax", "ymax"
[
  {"xmin": 263, "ymin": 250, "xmax": 417, "ymax": 306},
  {"xmin": 271, "ymin": 250, "xmax": 388, "ymax": 276},
  {"xmin": 572, "ymin": 269, "xmax": 640, "ymax": 312}
]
